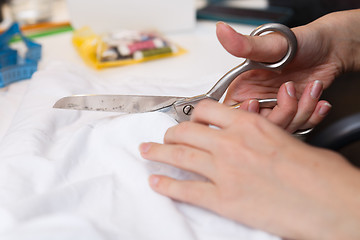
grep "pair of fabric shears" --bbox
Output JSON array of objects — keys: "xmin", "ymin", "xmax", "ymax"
[{"xmin": 54, "ymin": 23, "xmax": 299, "ymax": 125}]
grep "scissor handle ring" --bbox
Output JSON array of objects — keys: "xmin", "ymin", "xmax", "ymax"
[{"xmin": 250, "ymin": 23, "xmax": 297, "ymax": 70}]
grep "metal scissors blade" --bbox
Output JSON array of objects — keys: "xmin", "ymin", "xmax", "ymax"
[{"xmin": 53, "ymin": 95, "xmax": 185, "ymax": 113}]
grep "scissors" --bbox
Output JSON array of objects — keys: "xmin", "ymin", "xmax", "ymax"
[{"xmin": 54, "ymin": 23, "xmax": 309, "ymax": 134}]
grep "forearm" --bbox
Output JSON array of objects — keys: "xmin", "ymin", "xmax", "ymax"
[{"xmin": 310, "ymin": 9, "xmax": 360, "ymax": 73}]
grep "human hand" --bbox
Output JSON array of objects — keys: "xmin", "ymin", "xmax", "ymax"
[
  {"xmin": 238, "ymin": 80, "xmax": 332, "ymax": 133},
  {"xmin": 216, "ymin": 19, "xmax": 340, "ymax": 104},
  {"xmin": 140, "ymin": 100, "xmax": 360, "ymax": 240},
  {"xmin": 216, "ymin": 13, "xmax": 348, "ymax": 132}
]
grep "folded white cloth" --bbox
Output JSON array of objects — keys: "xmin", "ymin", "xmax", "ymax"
[{"xmin": 0, "ymin": 62, "xmax": 279, "ymax": 240}]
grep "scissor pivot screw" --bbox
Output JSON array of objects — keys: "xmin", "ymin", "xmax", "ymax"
[{"xmin": 183, "ymin": 105, "xmax": 194, "ymax": 115}]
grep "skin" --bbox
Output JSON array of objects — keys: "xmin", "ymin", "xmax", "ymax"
[
  {"xmin": 237, "ymin": 80, "xmax": 331, "ymax": 133},
  {"xmin": 217, "ymin": 10, "xmax": 360, "ymax": 132},
  {"xmin": 216, "ymin": 19, "xmax": 337, "ymax": 133},
  {"xmin": 140, "ymin": 9, "xmax": 360, "ymax": 240}
]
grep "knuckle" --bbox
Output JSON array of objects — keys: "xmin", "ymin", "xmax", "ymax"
[
  {"xmin": 282, "ymin": 105, "xmax": 297, "ymax": 117},
  {"xmin": 301, "ymin": 108, "xmax": 314, "ymax": 118},
  {"xmin": 164, "ymin": 122, "xmax": 193, "ymax": 142},
  {"xmin": 171, "ymin": 146, "xmax": 187, "ymax": 165},
  {"xmin": 171, "ymin": 146, "xmax": 197, "ymax": 167},
  {"xmin": 176, "ymin": 121, "xmax": 192, "ymax": 135},
  {"xmin": 243, "ymin": 36, "xmax": 254, "ymax": 57}
]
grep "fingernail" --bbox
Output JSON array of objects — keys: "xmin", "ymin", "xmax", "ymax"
[
  {"xmin": 216, "ymin": 21, "xmax": 234, "ymax": 31},
  {"xmin": 285, "ymin": 81, "xmax": 296, "ymax": 98},
  {"xmin": 216, "ymin": 21, "xmax": 228, "ymax": 27},
  {"xmin": 310, "ymin": 80, "xmax": 323, "ymax": 99},
  {"xmin": 139, "ymin": 142, "xmax": 151, "ymax": 154},
  {"xmin": 149, "ymin": 175, "xmax": 160, "ymax": 188},
  {"xmin": 248, "ymin": 99, "xmax": 258, "ymax": 112},
  {"xmin": 319, "ymin": 102, "xmax": 332, "ymax": 116}
]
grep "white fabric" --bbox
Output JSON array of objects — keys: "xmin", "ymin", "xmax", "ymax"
[{"xmin": 0, "ymin": 62, "xmax": 279, "ymax": 240}]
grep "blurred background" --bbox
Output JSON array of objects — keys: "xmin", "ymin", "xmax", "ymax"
[
  {"xmin": 1, "ymin": 0, "xmax": 360, "ymax": 27},
  {"xmin": 197, "ymin": 0, "xmax": 360, "ymax": 27},
  {"xmin": 269, "ymin": 0, "xmax": 360, "ymax": 26}
]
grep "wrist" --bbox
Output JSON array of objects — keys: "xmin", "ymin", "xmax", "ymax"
[
  {"xmin": 282, "ymin": 148, "xmax": 360, "ymax": 240},
  {"xmin": 313, "ymin": 10, "xmax": 360, "ymax": 73},
  {"xmin": 319, "ymin": 165, "xmax": 360, "ymax": 240}
]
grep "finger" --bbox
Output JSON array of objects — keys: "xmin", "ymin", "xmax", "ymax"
[
  {"xmin": 298, "ymin": 100, "xmax": 332, "ymax": 130},
  {"xmin": 216, "ymin": 21, "xmax": 288, "ymax": 62},
  {"xmin": 149, "ymin": 175, "xmax": 218, "ymax": 210},
  {"xmin": 163, "ymin": 120, "xmax": 221, "ymax": 151},
  {"xmin": 234, "ymin": 99, "xmax": 260, "ymax": 113},
  {"xmin": 191, "ymin": 99, "xmax": 250, "ymax": 129},
  {"xmin": 266, "ymin": 81, "xmax": 298, "ymax": 129},
  {"xmin": 139, "ymin": 142, "xmax": 215, "ymax": 179},
  {"xmin": 286, "ymin": 80, "xmax": 323, "ymax": 133}
]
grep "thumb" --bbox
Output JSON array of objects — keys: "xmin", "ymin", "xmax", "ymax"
[{"xmin": 216, "ymin": 22, "xmax": 289, "ymax": 63}]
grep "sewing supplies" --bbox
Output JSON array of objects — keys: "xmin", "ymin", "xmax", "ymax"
[
  {"xmin": 0, "ymin": 22, "xmax": 41, "ymax": 88},
  {"xmin": 118, "ymin": 38, "xmax": 165, "ymax": 56},
  {"xmin": 72, "ymin": 27, "xmax": 186, "ymax": 69}
]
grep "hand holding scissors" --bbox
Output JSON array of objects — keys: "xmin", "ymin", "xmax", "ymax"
[{"xmin": 216, "ymin": 22, "xmax": 334, "ymax": 133}]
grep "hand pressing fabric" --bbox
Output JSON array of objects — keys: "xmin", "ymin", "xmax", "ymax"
[{"xmin": 140, "ymin": 100, "xmax": 360, "ymax": 240}]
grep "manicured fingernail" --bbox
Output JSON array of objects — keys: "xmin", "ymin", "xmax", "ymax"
[
  {"xmin": 319, "ymin": 102, "xmax": 332, "ymax": 116},
  {"xmin": 285, "ymin": 81, "xmax": 296, "ymax": 98},
  {"xmin": 149, "ymin": 175, "xmax": 160, "ymax": 188},
  {"xmin": 139, "ymin": 142, "xmax": 151, "ymax": 154},
  {"xmin": 248, "ymin": 99, "xmax": 258, "ymax": 112},
  {"xmin": 310, "ymin": 80, "xmax": 323, "ymax": 99}
]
